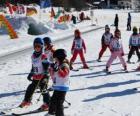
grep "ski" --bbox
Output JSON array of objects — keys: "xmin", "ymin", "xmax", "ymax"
[
  {"xmin": 1, "ymin": 106, "xmax": 21, "ymax": 115},
  {"xmin": 11, "ymin": 105, "xmax": 70, "ymax": 116},
  {"xmin": 12, "ymin": 108, "xmax": 47, "ymax": 116},
  {"xmin": 104, "ymin": 69, "xmax": 129, "ymax": 75},
  {"xmin": 71, "ymin": 69, "xmax": 79, "ymax": 72}
]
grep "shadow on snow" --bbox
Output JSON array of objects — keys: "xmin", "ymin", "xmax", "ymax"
[
  {"xmin": 0, "ymin": 90, "xmax": 25, "ymax": 98},
  {"xmin": 83, "ymin": 89, "xmax": 140, "ymax": 102}
]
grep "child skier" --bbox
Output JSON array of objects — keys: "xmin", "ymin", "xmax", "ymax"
[
  {"xmin": 19, "ymin": 37, "xmax": 50, "ymax": 111},
  {"xmin": 45, "ymin": 49, "xmax": 70, "ymax": 116},
  {"xmin": 70, "ymin": 29, "xmax": 88, "ymax": 70},
  {"xmin": 97, "ymin": 25, "xmax": 113, "ymax": 62},
  {"xmin": 127, "ymin": 27, "xmax": 140, "ymax": 63},
  {"xmin": 43, "ymin": 37, "xmax": 55, "ymax": 63},
  {"xmin": 106, "ymin": 29, "xmax": 127, "ymax": 73}
]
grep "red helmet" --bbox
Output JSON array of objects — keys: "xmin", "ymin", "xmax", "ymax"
[{"xmin": 74, "ymin": 29, "xmax": 81, "ymax": 37}]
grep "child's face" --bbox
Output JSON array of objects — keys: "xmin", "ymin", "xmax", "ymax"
[
  {"xmin": 115, "ymin": 32, "xmax": 121, "ymax": 38},
  {"xmin": 105, "ymin": 28, "xmax": 110, "ymax": 32},
  {"xmin": 44, "ymin": 43, "xmax": 49, "ymax": 48},
  {"xmin": 34, "ymin": 43, "xmax": 42, "ymax": 52}
]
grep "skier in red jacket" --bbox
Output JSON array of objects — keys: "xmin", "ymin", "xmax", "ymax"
[{"xmin": 70, "ymin": 29, "xmax": 88, "ymax": 70}]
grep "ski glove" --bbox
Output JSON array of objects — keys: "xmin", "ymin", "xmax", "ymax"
[{"xmin": 50, "ymin": 63, "xmax": 59, "ymax": 72}]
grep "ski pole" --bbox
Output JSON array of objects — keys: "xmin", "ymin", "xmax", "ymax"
[
  {"xmin": 64, "ymin": 99, "xmax": 71, "ymax": 106},
  {"xmin": 36, "ymin": 78, "xmax": 50, "ymax": 103}
]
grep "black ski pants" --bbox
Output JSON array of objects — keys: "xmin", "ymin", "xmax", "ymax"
[
  {"xmin": 48, "ymin": 90, "xmax": 66, "ymax": 116},
  {"xmin": 128, "ymin": 46, "xmax": 140, "ymax": 61},
  {"xmin": 24, "ymin": 79, "xmax": 50, "ymax": 104}
]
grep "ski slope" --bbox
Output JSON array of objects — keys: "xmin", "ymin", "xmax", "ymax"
[{"xmin": 0, "ymin": 9, "xmax": 140, "ymax": 116}]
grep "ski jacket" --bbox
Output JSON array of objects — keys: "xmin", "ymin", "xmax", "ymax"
[
  {"xmin": 109, "ymin": 37, "xmax": 124, "ymax": 53},
  {"xmin": 102, "ymin": 32, "xmax": 113, "ymax": 45},
  {"xmin": 129, "ymin": 34, "xmax": 140, "ymax": 46},
  {"xmin": 44, "ymin": 45, "xmax": 55, "ymax": 63},
  {"xmin": 52, "ymin": 62, "xmax": 70, "ymax": 92},
  {"xmin": 71, "ymin": 38, "xmax": 86, "ymax": 51},
  {"xmin": 31, "ymin": 53, "xmax": 47, "ymax": 80}
]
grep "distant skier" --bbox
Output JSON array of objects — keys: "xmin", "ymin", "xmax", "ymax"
[
  {"xmin": 114, "ymin": 14, "xmax": 119, "ymax": 30},
  {"xmin": 45, "ymin": 49, "xmax": 70, "ymax": 116},
  {"xmin": 97, "ymin": 25, "xmax": 113, "ymax": 62},
  {"xmin": 43, "ymin": 37, "xmax": 55, "ymax": 64},
  {"xmin": 19, "ymin": 38, "xmax": 50, "ymax": 111},
  {"xmin": 106, "ymin": 29, "xmax": 127, "ymax": 73},
  {"xmin": 127, "ymin": 13, "xmax": 131, "ymax": 31},
  {"xmin": 127, "ymin": 27, "xmax": 140, "ymax": 63},
  {"xmin": 70, "ymin": 29, "xmax": 88, "ymax": 70},
  {"xmin": 71, "ymin": 14, "xmax": 76, "ymax": 24}
]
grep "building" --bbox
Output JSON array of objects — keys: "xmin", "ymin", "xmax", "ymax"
[{"xmin": 118, "ymin": 0, "xmax": 140, "ymax": 10}]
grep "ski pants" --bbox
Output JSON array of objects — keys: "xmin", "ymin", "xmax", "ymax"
[
  {"xmin": 24, "ymin": 78, "xmax": 50, "ymax": 104},
  {"xmin": 127, "ymin": 22, "xmax": 131, "ymax": 31},
  {"xmin": 48, "ymin": 90, "xmax": 66, "ymax": 116},
  {"xmin": 98, "ymin": 44, "xmax": 111, "ymax": 59},
  {"xmin": 128, "ymin": 46, "xmax": 140, "ymax": 61},
  {"xmin": 106, "ymin": 51, "xmax": 126, "ymax": 69},
  {"xmin": 70, "ymin": 49, "xmax": 87, "ymax": 66}
]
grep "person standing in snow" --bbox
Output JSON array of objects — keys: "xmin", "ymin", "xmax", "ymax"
[
  {"xmin": 97, "ymin": 25, "xmax": 113, "ymax": 62},
  {"xmin": 127, "ymin": 27, "xmax": 140, "ymax": 63},
  {"xmin": 114, "ymin": 14, "xmax": 119, "ymax": 30},
  {"xmin": 43, "ymin": 37, "xmax": 55, "ymax": 64},
  {"xmin": 45, "ymin": 49, "xmax": 70, "ymax": 116},
  {"xmin": 106, "ymin": 29, "xmax": 127, "ymax": 73},
  {"xmin": 19, "ymin": 37, "xmax": 50, "ymax": 111},
  {"xmin": 127, "ymin": 13, "xmax": 131, "ymax": 31},
  {"xmin": 70, "ymin": 29, "xmax": 88, "ymax": 70},
  {"xmin": 71, "ymin": 14, "xmax": 76, "ymax": 24}
]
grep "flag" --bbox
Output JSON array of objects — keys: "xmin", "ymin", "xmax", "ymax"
[
  {"xmin": 6, "ymin": 2, "xmax": 13, "ymax": 14},
  {"xmin": 50, "ymin": 7, "xmax": 55, "ymax": 17},
  {"xmin": 40, "ymin": 0, "xmax": 51, "ymax": 9}
]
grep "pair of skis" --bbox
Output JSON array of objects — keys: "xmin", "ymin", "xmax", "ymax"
[{"xmin": 1, "ymin": 107, "xmax": 47, "ymax": 116}]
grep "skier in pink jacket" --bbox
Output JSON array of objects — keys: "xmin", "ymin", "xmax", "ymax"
[{"xmin": 106, "ymin": 29, "xmax": 127, "ymax": 73}]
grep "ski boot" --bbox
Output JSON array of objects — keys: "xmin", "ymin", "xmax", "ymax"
[
  {"xmin": 97, "ymin": 58, "xmax": 101, "ymax": 62},
  {"xmin": 19, "ymin": 101, "xmax": 31, "ymax": 108},
  {"xmin": 39, "ymin": 103, "xmax": 49, "ymax": 111},
  {"xmin": 82, "ymin": 64, "xmax": 89, "ymax": 69}
]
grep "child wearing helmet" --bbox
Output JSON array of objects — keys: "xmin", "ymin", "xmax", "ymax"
[
  {"xmin": 97, "ymin": 25, "xmax": 113, "ymax": 62},
  {"xmin": 106, "ymin": 29, "xmax": 127, "ymax": 73},
  {"xmin": 43, "ymin": 37, "xmax": 55, "ymax": 64},
  {"xmin": 127, "ymin": 27, "xmax": 140, "ymax": 63},
  {"xmin": 19, "ymin": 37, "xmax": 50, "ymax": 111},
  {"xmin": 70, "ymin": 29, "xmax": 88, "ymax": 70},
  {"xmin": 45, "ymin": 49, "xmax": 70, "ymax": 116}
]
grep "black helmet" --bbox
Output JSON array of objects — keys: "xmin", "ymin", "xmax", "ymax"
[
  {"xmin": 43, "ymin": 37, "xmax": 52, "ymax": 45},
  {"xmin": 105, "ymin": 25, "xmax": 110, "ymax": 29},
  {"xmin": 133, "ymin": 26, "xmax": 138, "ymax": 33},
  {"xmin": 33, "ymin": 37, "xmax": 43, "ymax": 46},
  {"xmin": 53, "ymin": 49, "xmax": 67, "ymax": 61}
]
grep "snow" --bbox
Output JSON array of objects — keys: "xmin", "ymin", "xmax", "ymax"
[{"xmin": 0, "ymin": 9, "xmax": 140, "ymax": 116}]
